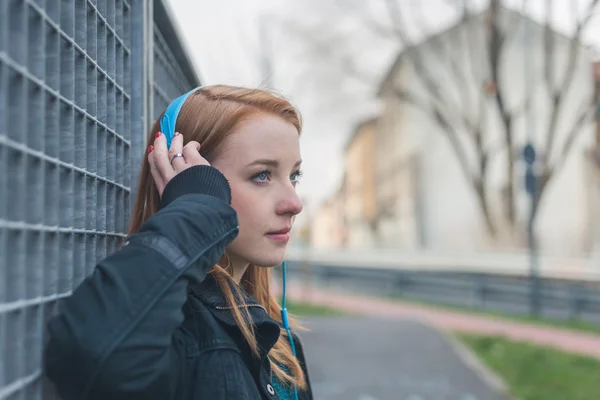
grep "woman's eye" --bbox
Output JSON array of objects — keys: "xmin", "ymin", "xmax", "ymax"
[
  {"xmin": 252, "ymin": 171, "xmax": 271, "ymax": 183},
  {"xmin": 290, "ymin": 170, "xmax": 303, "ymax": 184},
  {"xmin": 252, "ymin": 170, "xmax": 302, "ymax": 185}
]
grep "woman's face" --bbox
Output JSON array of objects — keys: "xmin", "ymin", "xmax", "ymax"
[{"xmin": 211, "ymin": 114, "xmax": 303, "ymax": 268}]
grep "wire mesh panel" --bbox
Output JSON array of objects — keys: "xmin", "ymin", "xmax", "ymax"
[
  {"xmin": 152, "ymin": 22, "xmax": 197, "ymax": 119},
  {"xmin": 1, "ymin": 1, "xmax": 200, "ymax": 398},
  {"xmin": 0, "ymin": 1, "xmax": 137, "ymax": 398}
]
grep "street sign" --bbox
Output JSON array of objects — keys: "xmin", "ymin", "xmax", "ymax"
[{"xmin": 523, "ymin": 143, "xmax": 536, "ymax": 165}]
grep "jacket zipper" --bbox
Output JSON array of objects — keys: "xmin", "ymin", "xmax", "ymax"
[
  {"xmin": 214, "ymin": 304, "xmax": 268, "ymax": 313},
  {"xmin": 215, "ymin": 304, "xmax": 275, "ymax": 389},
  {"xmin": 266, "ymin": 355, "xmax": 273, "ymax": 379}
]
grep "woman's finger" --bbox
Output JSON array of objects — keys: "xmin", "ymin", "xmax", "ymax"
[
  {"xmin": 168, "ymin": 132, "xmax": 186, "ymax": 170},
  {"xmin": 147, "ymin": 145, "xmax": 165, "ymax": 193},
  {"xmin": 152, "ymin": 132, "xmax": 173, "ymax": 182},
  {"xmin": 182, "ymin": 141, "xmax": 205, "ymax": 166}
]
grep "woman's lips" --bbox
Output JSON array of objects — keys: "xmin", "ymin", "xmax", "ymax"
[{"xmin": 266, "ymin": 228, "xmax": 291, "ymax": 243}]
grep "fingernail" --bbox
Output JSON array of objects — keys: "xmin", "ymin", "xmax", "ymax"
[
  {"xmin": 148, "ymin": 145, "xmax": 154, "ymax": 153},
  {"xmin": 156, "ymin": 132, "xmax": 161, "ymax": 138},
  {"xmin": 174, "ymin": 132, "xmax": 180, "ymax": 137}
]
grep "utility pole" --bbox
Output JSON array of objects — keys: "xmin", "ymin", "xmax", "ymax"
[
  {"xmin": 595, "ymin": 61, "xmax": 600, "ymax": 170},
  {"xmin": 523, "ymin": 16, "xmax": 541, "ymax": 317},
  {"xmin": 593, "ymin": 60, "xmax": 600, "ymax": 258}
]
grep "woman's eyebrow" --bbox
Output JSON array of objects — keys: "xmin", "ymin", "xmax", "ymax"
[{"xmin": 245, "ymin": 159, "xmax": 302, "ymax": 168}]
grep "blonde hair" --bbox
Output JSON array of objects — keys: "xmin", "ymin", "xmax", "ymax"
[{"xmin": 128, "ymin": 85, "xmax": 306, "ymax": 389}]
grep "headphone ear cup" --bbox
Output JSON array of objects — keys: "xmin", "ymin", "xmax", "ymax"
[
  {"xmin": 160, "ymin": 86, "xmax": 203, "ymax": 150},
  {"xmin": 160, "ymin": 114, "xmax": 172, "ymax": 149}
]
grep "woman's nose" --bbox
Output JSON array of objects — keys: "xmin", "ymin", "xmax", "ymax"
[{"xmin": 276, "ymin": 189, "xmax": 303, "ymax": 216}]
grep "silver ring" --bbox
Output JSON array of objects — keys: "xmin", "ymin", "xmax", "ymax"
[{"xmin": 169, "ymin": 153, "xmax": 185, "ymax": 164}]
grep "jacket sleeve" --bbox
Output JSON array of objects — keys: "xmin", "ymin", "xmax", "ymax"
[{"xmin": 43, "ymin": 165, "xmax": 238, "ymax": 400}]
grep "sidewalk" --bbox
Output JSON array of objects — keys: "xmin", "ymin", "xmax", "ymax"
[
  {"xmin": 285, "ymin": 282, "xmax": 600, "ymax": 360},
  {"xmin": 300, "ymin": 316, "xmax": 510, "ymax": 399}
]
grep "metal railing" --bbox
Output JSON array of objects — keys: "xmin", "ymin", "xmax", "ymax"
[{"xmin": 283, "ymin": 251, "xmax": 600, "ymax": 324}]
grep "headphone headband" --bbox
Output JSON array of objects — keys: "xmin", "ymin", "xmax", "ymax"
[{"xmin": 160, "ymin": 86, "xmax": 203, "ymax": 149}]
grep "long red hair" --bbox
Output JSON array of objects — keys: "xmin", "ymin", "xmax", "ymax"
[{"xmin": 127, "ymin": 85, "xmax": 305, "ymax": 389}]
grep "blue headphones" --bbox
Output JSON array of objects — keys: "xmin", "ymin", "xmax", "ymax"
[
  {"xmin": 161, "ymin": 88, "xmax": 299, "ymax": 400},
  {"xmin": 160, "ymin": 86, "xmax": 202, "ymax": 149},
  {"xmin": 280, "ymin": 260, "xmax": 299, "ymax": 400}
]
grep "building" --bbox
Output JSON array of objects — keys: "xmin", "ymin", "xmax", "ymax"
[
  {"xmin": 350, "ymin": 6, "xmax": 597, "ymax": 255},
  {"xmin": 342, "ymin": 118, "xmax": 378, "ymax": 248},
  {"xmin": 310, "ymin": 179, "xmax": 347, "ymax": 249}
]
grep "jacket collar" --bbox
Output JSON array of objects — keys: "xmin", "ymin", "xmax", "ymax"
[
  {"xmin": 189, "ymin": 274, "xmax": 278, "ymax": 328},
  {"xmin": 188, "ymin": 274, "xmax": 281, "ymax": 359}
]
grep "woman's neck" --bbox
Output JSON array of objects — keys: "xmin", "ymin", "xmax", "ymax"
[{"xmin": 225, "ymin": 253, "xmax": 250, "ymax": 284}]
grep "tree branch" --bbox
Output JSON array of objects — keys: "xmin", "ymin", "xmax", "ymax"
[
  {"xmin": 547, "ymin": 98, "xmax": 595, "ymax": 175},
  {"xmin": 394, "ymin": 89, "xmax": 479, "ymax": 184},
  {"xmin": 504, "ymin": 0, "xmax": 530, "ymax": 44},
  {"xmin": 383, "ymin": 0, "xmax": 478, "ymax": 119},
  {"xmin": 362, "ymin": 0, "xmax": 489, "ymax": 149},
  {"xmin": 543, "ymin": 0, "xmax": 599, "ymax": 166},
  {"xmin": 394, "ymin": 84, "xmax": 498, "ymax": 236},
  {"xmin": 385, "ymin": 1, "xmax": 500, "ymax": 234},
  {"xmin": 543, "ymin": 0, "xmax": 556, "ymax": 91}
]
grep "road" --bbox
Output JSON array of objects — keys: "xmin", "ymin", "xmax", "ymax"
[{"xmin": 299, "ymin": 316, "xmax": 510, "ymax": 400}]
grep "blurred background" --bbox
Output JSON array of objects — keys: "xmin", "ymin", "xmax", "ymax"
[{"xmin": 1, "ymin": 0, "xmax": 600, "ymax": 399}]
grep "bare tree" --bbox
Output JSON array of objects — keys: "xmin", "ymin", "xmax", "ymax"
[{"xmin": 284, "ymin": 0, "xmax": 599, "ymax": 241}]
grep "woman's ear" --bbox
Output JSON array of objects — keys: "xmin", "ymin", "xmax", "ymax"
[{"xmin": 202, "ymin": 147, "xmax": 218, "ymax": 165}]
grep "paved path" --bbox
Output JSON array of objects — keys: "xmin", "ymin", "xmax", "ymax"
[
  {"xmin": 300, "ymin": 316, "xmax": 510, "ymax": 400},
  {"xmin": 287, "ymin": 282, "xmax": 600, "ymax": 360}
]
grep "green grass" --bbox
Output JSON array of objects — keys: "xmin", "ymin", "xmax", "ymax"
[
  {"xmin": 284, "ymin": 300, "xmax": 347, "ymax": 316},
  {"xmin": 458, "ymin": 334, "xmax": 600, "ymax": 400},
  {"xmin": 386, "ymin": 295, "xmax": 600, "ymax": 335},
  {"xmin": 280, "ymin": 293, "xmax": 600, "ymax": 333}
]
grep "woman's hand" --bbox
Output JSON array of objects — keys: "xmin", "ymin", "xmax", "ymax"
[{"xmin": 148, "ymin": 132, "xmax": 211, "ymax": 197}]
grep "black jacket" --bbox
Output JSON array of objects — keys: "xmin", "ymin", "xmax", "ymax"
[{"xmin": 44, "ymin": 165, "xmax": 314, "ymax": 400}]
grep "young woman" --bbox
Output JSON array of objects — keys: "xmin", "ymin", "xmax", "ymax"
[{"xmin": 44, "ymin": 85, "xmax": 313, "ymax": 400}]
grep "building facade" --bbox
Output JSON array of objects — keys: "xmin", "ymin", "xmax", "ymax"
[
  {"xmin": 343, "ymin": 119, "xmax": 378, "ymax": 248},
  {"xmin": 377, "ymin": 7, "xmax": 597, "ymax": 255},
  {"xmin": 317, "ymin": 6, "xmax": 598, "ymax": 256}
]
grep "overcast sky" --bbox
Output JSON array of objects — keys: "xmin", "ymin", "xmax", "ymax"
[{"xmin": 165, "ymin": 0, "xmax": 600, "ymax": 215}]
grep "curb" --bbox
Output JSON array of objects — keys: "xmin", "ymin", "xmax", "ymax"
[
  {"xmin": 284, "ymin": 281, "xmax": 600, "ymax": 360},
  {"xmin": 416, "ymin": 318, "xmax": 514, "ymax": 399}
]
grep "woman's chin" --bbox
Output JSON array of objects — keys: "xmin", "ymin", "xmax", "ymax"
[
  {"xmin": 248, "ymin": 251, "xmax": 286, "ymax": 268},
  {"xmin": 252, "ymin": 258, "xmax": 284, "ymax": 268}
]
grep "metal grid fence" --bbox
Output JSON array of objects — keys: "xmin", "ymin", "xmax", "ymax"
[
  {"xmin": 153, "ymin": 25, "xmax": 192, "ymax": 117},
  {"xmin": 0, "ymin": 1, "xmax": 200, "ymax": 398}
]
